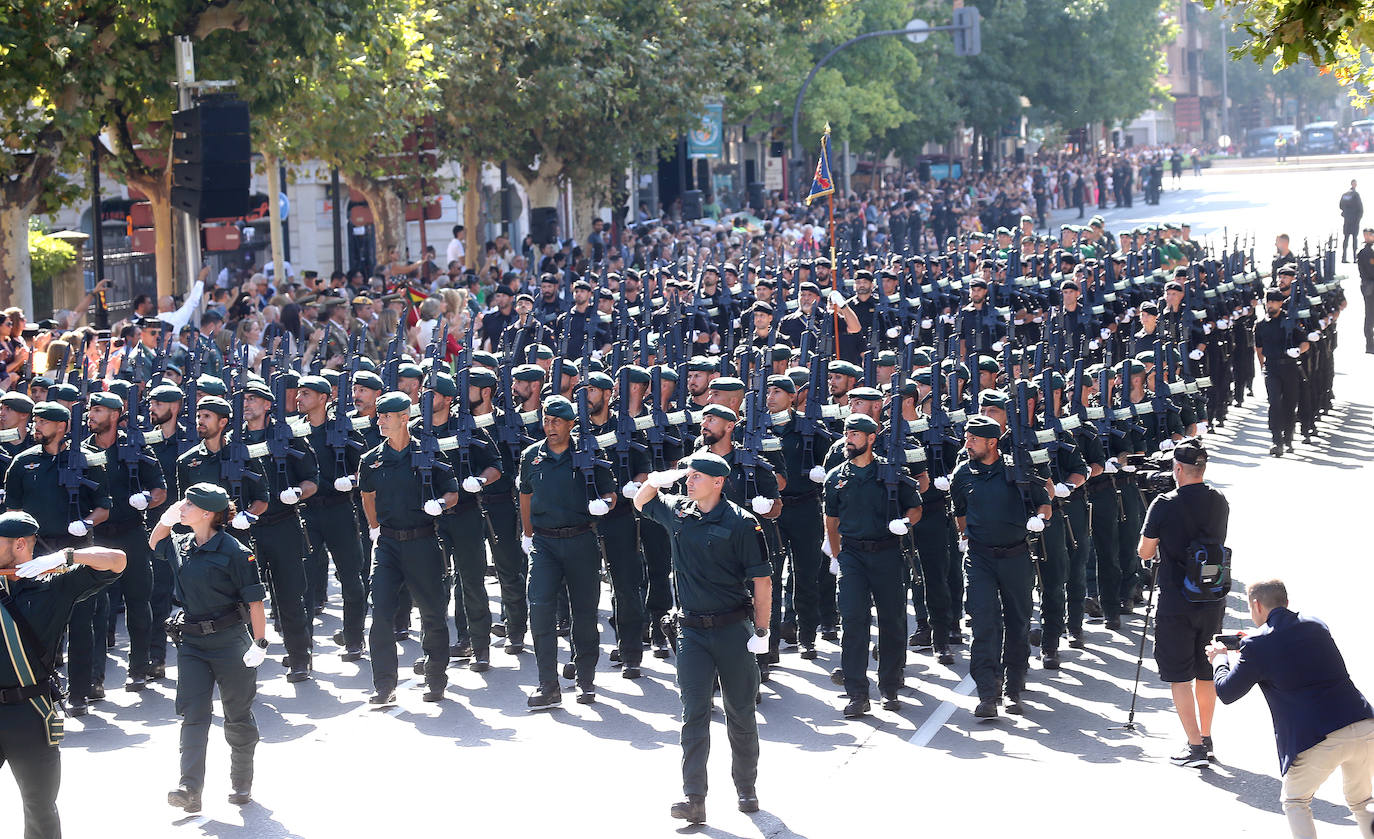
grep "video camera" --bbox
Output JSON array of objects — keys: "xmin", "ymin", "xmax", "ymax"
[{"xmin": 1126, "ymin": 451, "xmax": 1178, "ymax": 500}]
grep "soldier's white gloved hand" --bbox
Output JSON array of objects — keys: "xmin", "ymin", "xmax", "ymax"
[
  {"xmin": 1104, "ymin": 458, "xmax": 1119, "ymax": 474},
  {"xmin": 1159, "ymin": 439, "xmax": 1175, "ymax": 452},
  {"xmin": 1032, "ymin": 316, "xmax": 1043, "ymax": 324},
  {"xmin": 1285, "ymin": 347, "xmax": 1301, "ymax": 358},
  {"xmin": 746, "ymin": 629, "xmax": 770, "ymax": 655},
  {"xmin": 809, "ymin": 465, "xmax": 827, "ymax": 483},
  {"xmin": 1053, "ymin": 482, "xmax": 1072, "ymax": 498},
  {"xmin": 829, "ymin": 555, "xmax": 841, "ymax": 576},
  {"xmin": 423, "ymin": 499, "xmax": 444, "ymax": 516},
  {"xmin": 888, "ymin": 518, "xmax": 909, "ymax": 536},
  {"xmin": 16, "ymin": 552, "xmax": 67, "ymax": 578},
  {"xmin": 587, "ymin": 498, "xmax": 610, "ymax": 516},
  {"xmin": 1217, "ymin": 318, "xmax": 1229, "ymax": 329},
  {"xmin": 590, "ymin": 350, "xmax": 603, "ymax": 362},
  {"xmin": 750, "ymin": 496, "xmax": 772, "ymax": 514},
  {"xmin": 648, "ymin": 468, "xmax": 688, "ymax": 488},
  {"xmin": 933, "ymin": 475, "xmax": 951, "ymax": 492},
  {"xmin": 821, "ymin": 537, "xmax": 835, "ymax": 558},
  {"xmin": 1026, "ymin": 514, "xmax": 1046, "ymax": 533},
  {"xmin": 1203, "ymin": 323, "xmax": 1213, "ymax": 335},
  {"xmin": 1308, "ymin": 330, "xmax": 1321, "ymax": 342},
  {"xmin": 159, "ymin": 501, "xmax": 184, "ymax": 529},
  {"xmin": 231, "ymin": 512, "xmax": 254, "ymax": 530},
  {"xmin": 333, "ymin": 476, "xmax": 355, "ymax": 492},
  {"xmin": 1121, "ymin": 462, "xmax": 1137, "ymax": 473},
  {"xmin": 521, "ymin": 534, "xmax": 534, "ymax": 555},
  {"xmin": 621, "ymin": 481, "xmax": 641, "ymax": 499},
  {"xmin": 1089, "ymin": 339, "xmax": 1101, "ymax": 350},
  {"xmin": 1196, "ymin": 421, "xmax": 1209, "ymax": 435},
  {"xmin": 242, "ymin": 644, "xmax": 267, "ymax": 668},
  {"xmin": 67, "ymin": 520, "xmax": 89, "ymax": 537},
  {"xmin": 941, "ymin": 313, "xmax": 956, "ymax": 325},
  {"xmin": 1189, "ymin": 349, "xmax": 1204, "ymax": 361},
  {"xmin": 369, "ymin": 527, "xmax": 381, "ymax": 542},
  {"xmin": 1100, "ymin": 328, "xmax": 1112, "ymax": 340},
  {"xmin": 128, "ymin": 492, "xmax": 150, "ymax": 511},
  {"xmin": 279, "ymin": 487, "xmax": 302, "ymax": 505},
  {"xmin": 992, "ymin": 340, "xmax": 1006, "ymax": 353},
  {"xmin": 958, "ymin": 536, "xmax": 969, "ymax": 553},
  {"xmin": 1127, "ymin": 307, "xmax": 1137, "ymax": 318},
  {"xmin": 904, "ymin": 333, "xmax": 914, "ymax": 345},
  {"xmin": 921, "ymin": 318, "xmax": 934, "ymax": 330},
  {"xmin": 829, "ymin": 290, "xmax": 847, "ymax": 307},
  {"xmin": 462, "ymin": 476, "xmax": 485, "ymax": 493},
  {"xmin": 708, "ymin": 343, "xmax": 720, "ymax": 353}
]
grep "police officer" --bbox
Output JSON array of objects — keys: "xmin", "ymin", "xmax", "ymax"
[
  {"xmin": 1254, "ymin": 288, "xmax": 1308, "ymax": 457},
  {"xmin": 823, "ymin": 413, "xmax": 921, "ymax": 717},
  {"xmin": 951, "ymin": 414, "xmax": 1052, "ymax": 718},
  {"xmin": 0, "ymin": 511, "xmax": 125, "ymax": 839},
  {"xmin": 634, "ymin": 452, "xmax": 772, "ymax": 825},
  {"xmin": 358, "ymin": 391, "xmax": 460, "ymax": 705},
  {"xmin": 519, "ymin": 395, "xmax": 616, "ymax": 708},
  {"xmin": 145, "ymin": 383, "xmax": 187, "ymax": 678},
  {"xmin": 5, "ymin": 401, "xmax": 112, "ymax": 716},
  {"xmin": 83, "ymin": 391, "xmax": 166, "ymax": 691},
  {"xmin": 768, "ymin": 373, "xmax": 827, "ymax": 659},
  {"xmin": 150, "ymin": 484, "xmax": 266, "ymax": 813}
]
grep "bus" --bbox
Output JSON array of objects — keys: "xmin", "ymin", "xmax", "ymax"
[{"xmin": 1301, "ymin": 121, "xmax": 1339, "ymax": 154}]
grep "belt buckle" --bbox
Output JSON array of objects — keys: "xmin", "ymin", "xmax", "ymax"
[{"xmin": 197, "ymin": 620, "xmax": 216, "ymax": 634}]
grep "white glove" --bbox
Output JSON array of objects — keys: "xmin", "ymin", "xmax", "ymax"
[
  {"xmin": 15, "ymin": 552, "xmax": 67, "ymax": 578},
  {"xmin": 828, "ymin": 290, "xmax": 847, "ymax": 307},
  {"xmin": 158, "ymin": 503, "xmax": 183, "ymax": 528},
  {"xmin": 746, "ymin": 630, "xmax": 770, "ymax": 655},
  {"xmin": 1121, "ymin": 463, "xmax": 1138, "ymax": 473},
  {"xmin": 958, "ymin": 536, "xmax": 969, "ymax": 553},
  {"xmin": 1104, "ymin": 459, "xmax": 1119, "ymax": 474},
  {"xmin": 521, "ymin": 534, "xmax": 534, "ymax": 555},
  {"xmin": 462, "ymin": 476, "xmax": 485, "ymax": 493},
  {"xmin": 904, "ymin": 334, "xmax": 914, "ymax": 345},
  {"xmin": 279, "ymin": 487, "xmax": 302, "ymax": 505},
  {"xmin": 621, "ymin": 481, "xmax": 641, "ymax": 499},
  {"xmin": 992, "ymin": 340, "xmax": 1006, "ymax": 352},
  {"xmin": 1203, "ymin": 323, "xmax": 1213, "ymax": 335},
  {"xmin": 369, "ymin": 526, "xmax": 380, "ymax": 542},
  {"xmin": 423, "ymin": 499, "xmax": 445, "ymax": 516},
  {"xmin": 1032, "ymin": 316, "xmax": 1043, "ymax": 324},
  {"xmin": 751, "ymin": 495, "xmax": 772, "ymax": 514},
  {"xmin": 333, "ymin": 476, "xmax": 355, "ymax": 492},
  {"xmin": 128, "ymin": 492, "xmax": 150, "ymax": 511},
  {"xmin": 242, "ymin": 643, "xmax": 267, "ymax": 668},
  {"xmin": 1100, "ymin": 328, "xmax": 1112, "ymax": 340},
  {"xmin": 67, "ymin": 520, "xmax": 88, "ymax": 537},
  {"xmin": 1285, "ymin": 347, "xmax": 1301, "ymax": 358},
  {"xmin": 1159, "ymin": 439, "xmax": 1175, "ymax": 452},
  {"xmin": 921, "ymin": 318, "xmax": 934, "ymax": 329},
  {"xmin": 940, "ymin": 313, "xmax": 955, "ymax": 325},
  {"xmin": 821, "ymin": 537, "xmax": 835, "ymax": 558},
  {"xmin": 829, "ymin": 555, "xmax": 841, "ymax": 576},
  {"xmin": 881, "ymin": 326, "xmax": 898, "ymax": 340},
  {"xmin": 1053, "ymin": 482, "xmax": 1072, "ymax": 498},
  {"xmin": 933, "ymin": 475, "xmax": 951, "ymax": 492},
  {"xmin": 588, "ymin": 498, "xmax": 610, "ymax": 516},
  {"xmin": 708, "ymin": 342, "xmax": 720, "ymax": 353},
  {"xmin": 1189, "ymin": 349, "xmax": 1204, "ymax": 360},
  {"xmin": 1127, "ymin": 307, "xmax": 1137, "ymax": 318},
  {"xmin": 809, "ymin": 465, "xmax": 827, "ymax": 483},
  {"xmin": 1217, "ymin": 318, "xmax": 1229, "ymax": 329},
  {"xmin": 1196, "ymin": 421, "xmax": 1209, "ymax": 435},
  {"xmin": 888, "ymin": 518, "xmax": 909, "ymax": 536},
  {"xmin": 1089, "ymin": 339, "xmax": 1100, "ymax": 350},
  {"xmin": 590, "ymin": 350, "xmax": 603, "ymax": 362},
  {"xmin": 648, "ymin": 468, "xmax": 688, "ymax": 488},
  {"xmin": 1307, "ymin": 330, "xmax": 1321, "ymax": 342},
  {"xmin": 1026, "ymin": 515, "xmax": 1045, "ymax": 533},
  {"xmin": 231, "ymin": 512, "xmax": 251, "ymax": 530}
]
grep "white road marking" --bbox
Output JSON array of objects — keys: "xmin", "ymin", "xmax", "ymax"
[{"xmin": 908, "ymin": 674, "xmax": 975, "ymax": 747}]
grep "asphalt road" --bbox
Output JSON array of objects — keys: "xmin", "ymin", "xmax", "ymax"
[{"xmin": 5, "ymin": 162, "xmax": 1374, "ymax": 838}]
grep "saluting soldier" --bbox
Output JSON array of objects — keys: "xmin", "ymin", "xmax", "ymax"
[
  {"xmin": 0, "ymin": 511, "xmax": 125, "ymax": 839},
  {"xmin": 359, "ymin": 391, "xmax": 460, "ymax": 705},
  {"xmin": 150, "ymin": 484, "xmax": 266, "ymax": 814},
  {"xmin": 634, "ymin": 452, "xmax": 772, "ymax": 826}
]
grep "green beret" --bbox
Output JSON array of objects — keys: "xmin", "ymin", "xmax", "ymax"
[
  {"xmin": 1134, "ymin": 351, "xmax": 1157, "ymax": 365},
  {"xmin": 298, "ymin": 375, "xmax": 332, "ymax": 396},
  {"xmin": 702, "ymin": 404, "xmax": 738, "ymax": 422},
  {"xmin": 940, "ymin": 359, "xmax": 971, "ymax": 381},
  {"xmin": 105, "ymin": 380, "xmax": 132, "ymax": 401},
  {"xmin": 1129, "ymin": 360, "xmax": 1147, "ymax": 376},
  {"xmin": 472, "ymin": 351, "xmax": 499, "ymax": 369},
  {"xmin": 848, "ymin": 386, "xmax": 883, "ymax": 402},
  {"xmin": 561, "ymin": 359, "xmax": 581, "ymax": 377},
  {"xmin": 197, "ymin": 396, "xmax": 231, "ymax": 417},
  {"xmin": 911, "ymin": 348, "xmax": 933, "ymax": 367},
  {"xmin": 979, "ymin": 389, "xmax": 1009, "ymax": 408},
  {"xmin": 622, "ymin": 365, "xmax": 650, "ymax": 385},
  {"xmin": 353, "ymin": 371, "xmax": 385, "ymax": 391},
  {"xmin": 827, "ymin": 360, "xmax": 862, "ymax": 379},
  {"xmin": 769, "ymin": 345, "xmax": 793, "ymax": 362},
  {"xmin": 376, "ymin": 391, "xmax": 412, "ymax": 414},
  {"xmin": 196, "ymin": 375, "xmax": 228, "ymax": 397},
  {"xmin": 966, "ymin": 414, "xmax": 1002, "ymax": 439},
  {"xmin": 322, "ymin": 369, "xmax": 341, "ymax": 385},
  {"xmin": 766, "ymin": 374, "xmax": 796, "ymax": 394},
  {"xmin": 1037, "ymin": 371, "xmax": 1065, "ymax": 392},
  {"xmin": 467, "ymin": 367, "xmax": 498, "ymax": 390},
  {"xmin": 28, "ymin": 376, "xmax": 53, "ymax": 389},
  {"xmin": 1085, "ymin": 364, "xmax": 1117, "ymax": 381},
  {"xmin": 898, "ymin": 380, "xmax": 919, "ymax": 397},
  {"xmin": 844, "ymin": 413, "xmax": 879, "ymax": 434},
  {"xmin": 583, "ymin": 371, "xmax": 614, "ymax": 391},
  {"xmin": 914, "ymin": 368, "xmax": 932, "ymax": 386},
  {"xmin": 786, "ymin": 367, "xmax": 809, "ymax": 388},
  {"xmin": 687, "ymin": 452, "xmax": 731, "ymax": 478},
  {"xmin": 531, "ymin": 344, "xmax": 555, "ymax": 360},
  {"xmin": 185, "ymin": 482, "xmax": 230, "ymax": 513},
  {"xmin": 397, "ymin": 363, "xmax": 424, "ymax": 380},
  {"xmin": 652, "ymin": 365, "xmax": 678, "ymax": 383},
  {"xmin": 512, "ymin": 364, "xmax": 545, "ymax": 383},
  {"xmin": 0, "ymin": 392, "xmax": 34, "ymax": 413},
  {"xmin": 876, "ymin": 350, "xmax": 898, "ymax": 367},
  {"xmin": 542, "ymin": 395, "xmax": 575, "ymax": 421},
  {"xmin": 977, "ymin": 355, "xmax": 1001, "ymax": 375},
  {"xmin": 47, "ymin": 383, "xmax": 80, "ymax": 403},
  {"xmin": 89, "ymin": 392, "xmax": 124, "ymax": 412},
  {"xmin": 685, "ymin": 356, "xmax": 716, "ymax": 373},
  {"xmin": 32, "ymin": 401, "xmax": 70, "ymax": 423},
  {"xmin": 430, "ymin": 372, "xmax": 458, "ymax": 397},
  {"xmin": 356, "ymin": 356, "xmax": 379, "ymax": 373},
  {"xmin": 149, "ymin": 384, "xmax": 184, "ymax": 403},
  {"xmin": 243, "ymin": 381, "xmax": 274, "ymax": 402},
  {"xmin": 708, "ymin": 377, "xmax": 745, "ymax": 393},
  {"xmin": 0, "ymin": 511, "xmax": 39, "ymax": 539}
]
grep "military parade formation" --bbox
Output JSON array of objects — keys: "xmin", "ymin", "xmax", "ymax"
[{"xmin": 0, "ymin": 214, "xmax": 1350, "ymax": 834}]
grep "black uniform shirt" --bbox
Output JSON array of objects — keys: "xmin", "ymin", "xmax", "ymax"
[
  {"xmin": 358, "ymin": 438, "xmax": 460, "ymax": 530},
  {"xmin": 950, "ymin": 453, "xmax": 1050, "ymax": 547},
  {"xmin": 0, "ymin": 568, "xmax": 118, "ymax": 680},
  {"xmin": 307, "ymin": 418, "xmax": 363, "ymax": 501},
  {"xmin": 166, "ymin": 529, "xmax": 266, "ymax": 617},
  {"xmin": 87, "ymin": 432, "xmax": 166, "ymax": 528},
  {"xmin": 5, "ymin": 445, "xmax": 112, "ymax": 538},
  {"xmin": 242, "ymin": 426, "xmax": 319, "ymax": 517},
  {"xmin": 822, "ymin": 457, "xmax": 921, "ymax": 541},
  {"xmin": 641, "ymin": 493, "xmax": 770, "ymax": 615},
  {"xmin": 517, "ymin": 438, "xmax": 616, "ymax": 529}
]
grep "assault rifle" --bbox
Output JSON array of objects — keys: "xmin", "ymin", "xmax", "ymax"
[
  {"xmin": 58, "ymin": 334, "xmax": 101, "ymax": 530},
  {"xmin": 573, "ymin": 386, "xmax": 612, "ymax": 503}
]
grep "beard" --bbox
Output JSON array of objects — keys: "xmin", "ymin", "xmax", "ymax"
[
  {"xmin": 845, "ymin": 442, "xmax": 870, "ymax": 460},
  {"xmin": 700, "ymin": 429, "xmax": 721, "ymax": 447}
]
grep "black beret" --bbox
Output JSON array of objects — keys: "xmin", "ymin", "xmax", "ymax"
[
  {"xmin": 185, "ymin": 482, "xmax": 231, "ymax": 513},
  {"xmin": 542, "ymin": 395, "xmax": 575, "ymax": 421},
  {"xmin": 0, "ymin": 511, "xmax": 39, "ymax": 538},
  {"xmin": 198, "ymin": 396, "xmax": 232, "ymax": 417}
]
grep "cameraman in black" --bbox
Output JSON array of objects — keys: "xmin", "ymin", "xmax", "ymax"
[{"xmin": 1137, "ymin": 437, "xmax": 1229, "ymax": 769}]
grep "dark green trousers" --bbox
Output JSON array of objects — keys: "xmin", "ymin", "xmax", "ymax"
[
  {"xmin": 483, "ymin": 496, "xmax": 528, "ymax": 644},
  {"xmin": 98, "ymin": 525, "xmax": 154, "ymax": 679},
  {"xmin": 1116, "ymin": 479, "xmax": 1145, "ymax": 603},
  {"xmin": 639, "ymin": 513, "xmax": 674, "ymax": 641},
  {"xmin": 1087, "ymin": 485, "xmax": 1122, "ymax": 619},
  {"xmin": 911, "ymin": 511, "xmax": 955, "ymax": 639},
  {"xmin": 1037, "ymin": 510, "xmax": 1070, "ymax": 654},
  {"xmin": 175, "ymin": 627, "xmax": 257, "ymax": 793},
  {"xmin": 0, "ymin": 705, "xmax": 61, "ymax": 839},
  {"xmin": 248, "ymin": 515, "xmax": 313, "ymax": 668},
  {"xmin": 965, "ymin": 545, "xmax": 1033, "ymax": 701},
  {"xmin": 528, "ymin": 530, "xmax": 601, "ymax": 688},
  {"xmin": 1063, "ymin": 493, "xmax": 1091, "ymax": 637},
  {"xmin": 368, "ymin": 534, "xmax": 450, "ymax": 691},
  {"xmin": 676, "ymin": 621, "xmax": 759, "ymax": 798},
  {"xmin": 598, "ymin": 510, "xmax": 645, "ymax": 667},
  {"xmin": 776, "ymin": 496, "xmax": 824, "ymax": 644},
  {"xmin": 838, "ymin": 545, "xmax": 907, "ymax": 699},
  {"xmin": 301, "ymin": 498, "xmax": 368, "ymax": 648},
  {"xmin": 438, "ymin": 503, "xmax": 492, "ymax": 655}
]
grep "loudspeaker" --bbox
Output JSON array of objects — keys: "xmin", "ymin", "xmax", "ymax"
[
  {"xmin": 917, "ymin": 161, "xmax": 931, "ymax": 182},
  {"xmin": 1014, "ymin": 147, "xmax": 1026, "ymax": 164},
  {"xmin": 747, "ymin": 181, "xmax": 765, "ymax": 211},
  {"xmin": 681, "ymin": 189, "xmax": 703, "ymax": 221},
  {"xmin": 530, "ymin": 207, "xmax": 560, "ymax": 245},
  {"xmin": 769, "ymin": 141, "xmax": 785, "ymax": 158},
  {"xmin": 172, "ymin": 96, "xmax": 251, "ymax": 220}
]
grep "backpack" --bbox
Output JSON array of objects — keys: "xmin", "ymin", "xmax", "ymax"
[{"xmin": 1173, "ymin": 492, "xmax": 1232, "ymax": 604}]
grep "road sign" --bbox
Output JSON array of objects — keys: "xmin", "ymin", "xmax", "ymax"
[{"xmin": 905, "ymin": 18, "xmax": 930, "ymax": 44}]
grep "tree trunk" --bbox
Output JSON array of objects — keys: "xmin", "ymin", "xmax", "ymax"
[
  {"xmin": 345, "ymin": 176, "xmax": 405, "ymax": 264},
  {"xmin": 570, "ymin": 182, "xmax": 600, "ymax": 248},
  {"xmin": 0, "ymin": 203, "xmax": 34, "ymax": 314},
  {"xmin": 510, "ymin": 156, "xmax": 565, "ymax": 242},
  {"xmin": 127, "ymin": 172, "xmax": 175, "ymax": 297},
  {"xmin": 463, "ymin": 158, "xmax": 481, "ymax": 271}
]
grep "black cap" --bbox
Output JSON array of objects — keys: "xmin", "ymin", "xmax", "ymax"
[{"xmin": 1170, "ymin": 437, "xmax": 1207, "ymax": 466}]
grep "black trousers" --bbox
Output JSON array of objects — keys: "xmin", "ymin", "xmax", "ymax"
[
  {"xmin": 484, "ymin": 497, "xmax": 529, "ymax": 643},
  {"xmin": 369, "ymin": 535, "xmax": 450, "ymax": 691},
  {"xmin": 301, "ymin": 499, "xmax": 368, "ymax": 649},
  {"xmin": 0, "ymin": 705, "xmax": 61, "ymax": 839},
  {"xmin": 97, "ymin": 526, "xmax": 154, "ymax": 679},
  {"xmin": 1363, "ymin": 291, "xmax": 1374, "ymax": 349},
  {"xmin": 1264, "ymin": 360, "xmax": 1301, "ymax": 445},
  {"xmin": 248, "ymin": 516, "xmax": 313, "ymax": 667}
]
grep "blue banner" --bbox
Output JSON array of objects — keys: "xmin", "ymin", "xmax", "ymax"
[{"xmin": 687, "ymin": 103, "xmax": 723, "ymax": 159}]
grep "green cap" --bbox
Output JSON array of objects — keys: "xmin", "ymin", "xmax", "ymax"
[
  {"xmin": 966, "ymin": 414, "xmax": 1001, "ymax": 439},
  {"xmin": 0, "ymin": 511, "xmax": 39, "ymax": 538},
  {"xmin": 708, "ymin": 377, "xmax": 745, "ymax": 393},
  {"xmin": 376, "ymin": 391, "xmax": 412, "ymax": 414},
  {"xmin": 196, "ymin": 375, "xmax": 227, "ymax": 396},
  {"xmin": 702, "ymin": 404, "xmax": 737, "ymax": 422},
  {"xmin": 32, "ymin": 401, "xmax": 70, "ymax": 423},
  {"xmin": 467, "ymin": 367, "xmax": 498, "ymax": 390},
  {"xmin": 531, "ymin": 344, "xmax": 555, "ymax": 361},
  {"xmin": 198, "ymin": 396, "xmax": 231, "ymax": 417},
  {"xmin": 0, "ymin": 392, "xmax": 34, "ymax": 413},
  {"xmin": 243, "ymin": 381, "xmax": 274, "ymax": 402},
  {"xmin": 397, "ymin": 363, "xmax": 424, "ymax": 380},
  {"xmin": 88, "ymin": 392, "xmax": 123, "ymax": 412},
  {"xmin": 766, "ymin": 374, "xmax": 795, "ymax": 394},
  {"xmin": 472, "ymin": 350, "xmax": 499, "ymax": 369},
  {"xmin": 298, "ymin": 375, "xmax": 332, "ymax": 396},
  {"xmin": 979, "ymin": 389, "xmax": 1009, "ymax": 409},
  {"xmin": 622, "ymin": 365, "xmax": 650, "ymax": 385},
  {"xmin": 583, "ymin": 372, "xmax": 615, "ymax": 391},
  {"xmin": 1037, "ymin": 371, "xmax": 1065, "ymax": 392},
  {"xmin": 686, "ymin": 356, "xmax": 716, "ymax": 373},
  {"xmin": 844, "ymin": 414, "xmax": 879, "ymax": 434},
  {"xmin": 848, "ymin": 386, "xmax": 883, "ymax": 402},
  {"xmin": 652, "ymin": 365, "xmax": 678, "ymax": 383},
  {"xmin": 785, "ymin": 367, "xmax": 809, "ymax": 389},
  {"xmin": 353, "ymin": 371, "xmax": 385, "ymax": 391},
  {"xmin": 827, "ymin": 360, "xmax": 862, "ymax": 379},
  {"xmin": 47, "ymin": 383, "xmax": 79, "ymax": 403},
  {"xmin": 769, "ymin": 345, "xmax": 793, "ymax": 362},
  {"xmin": 910, "ymin": 348, "xmax": 933, "ymax": 368},
  {"xmin": 185, "ymin": 482, "xmax": 231, "ymax": 513},
  {"xmin": 976, "ymin": 355, "xmax": 1001, "ymax": 374},
  {"xmin": 106, "ymin": 380, "xmax": 132, "ymax": 402},
  {"xmin": 512, "ymin": 364, "xmax": 545, "ymax": 383},
  {"xmin": 429, "ymin": 373, "xmax": 458, "ymax": 397},
  {"xmin": 876, "ymin": 350, "xmax": 898, "ymax": 367},
  {"xmin": 687, "ymin": 452, "xmax": 731, "ymax": 478},
  {"xmin": 149, "ymin": 384, "xmax": 185, "ymax": 403},
  {"xmin": 543, "ymin": 395, "xmax": 575, "ymax": 421},
  {"xmin": 28, "ymin": 376, "xmax": 53, "ymax": 390}
]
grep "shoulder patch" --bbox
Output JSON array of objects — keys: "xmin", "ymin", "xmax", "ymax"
[{"xmin": 247, "ymin": 553, "xmax": 256, "ymax": 564}]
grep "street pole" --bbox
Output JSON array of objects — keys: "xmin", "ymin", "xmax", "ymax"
[
  {"xmin": 173, "ymin": 37, "xmax": 201, "ymax": 298},
  {"xmin": 89, "ymin": 136, "xmax": 108, "ymax": 329},
  {"xmin": 330, "ymin": 167, "xmax": 344, "ymax": 274},
  {"xmin": 1220, "ymin": 17, "xmax": 1230, "ymax": 143}
]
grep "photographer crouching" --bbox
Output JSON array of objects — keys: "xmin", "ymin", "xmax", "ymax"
[
  {"xmin": 1136, "ymin": 437, "xmax": 1229, "ymax": 768},
  {"xmin": 1208, "ymin": 580, "xmax": 1374, "ymax": 839}
]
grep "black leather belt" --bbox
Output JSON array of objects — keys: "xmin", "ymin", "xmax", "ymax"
[
  {"xmin": 379, "ymin": 524, "xmax": 436, "ymax": 542},
  {"xmin": 255, "ymin": 507, "xmax": 300, "ymax": 527},
  {"xmin": 846, "ymin": 535, "xmax": 900, "ymax": 552},
  {"xmin": 96, "ymin": 517, "xmax": 144, "ymax": 537},
  {"xmin": 782, "ymin": 490, "xmax": 821, "ymax": 503},
  {"xmin": 533, "ymin": 523, "xmax": 593, "ymax": 538},
  {"xmin": 305, "ymin": 493, "xmax": 353, "ymax": 509},
  {"xmin": 969, "ymin": 539, "xmax": 1030, "ymax": 558},
  {"xmin": 480, "ymin": 492, "xmax": 515, "ymax": 507},
  {"xmin": 678, "ymin": 606, "xmax": 750, "ymax": 629},
  {"xmin": 180, "ymin": 611, "xmax": 245, "ymax": 637},
  {"xmin": 0, "ymin": 684, "xmax": 51, "ymax": 704}
]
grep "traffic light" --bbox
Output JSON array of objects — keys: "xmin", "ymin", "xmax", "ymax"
[
  {"xmin": 952, "ymin": 6, "xmax": 981, "ymax": 57},
  {"xmin": 171, "ymin": 95, "xmax": 251, "ymax": 220}
]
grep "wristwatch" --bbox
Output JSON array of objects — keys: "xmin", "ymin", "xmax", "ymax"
[
  {"xmin": 254, "ymin": 637, "xmax": 268, "ymax": 649},
  {"xmin": 63, "ymin": 547, "xmax": 74, "ymax": 565},
  {"xmin": 754, "ymin": 627, "xmax": 767, "ymax": 638}
]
